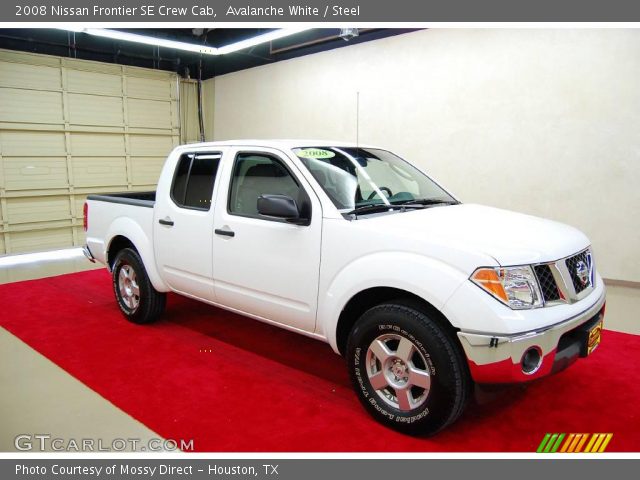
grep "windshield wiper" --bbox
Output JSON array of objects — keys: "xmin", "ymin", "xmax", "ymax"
[
  {"xmin": 390, "ymin": 198, "xmax": 460, "ymax": 206},
  {"xmin": 345, "ymin": 203, "xmax": 426, "ymax": 217},
  {"xmin": 345, "ymin": 198, "xmax": 458, "ymax": 218}
]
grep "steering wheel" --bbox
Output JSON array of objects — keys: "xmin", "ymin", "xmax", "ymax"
[{"xmin": 367, "ymin": 187, "xmax": 393, "ymax": 201}]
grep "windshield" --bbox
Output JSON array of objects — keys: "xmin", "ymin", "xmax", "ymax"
[{"xmin": 293, "ymin": 147, "xmax": 456, "ymax": 212}]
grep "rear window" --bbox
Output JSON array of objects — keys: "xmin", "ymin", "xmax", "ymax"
[{"xmin": 171, "ymin": 152, "xmax": 221, "ymax": 210}]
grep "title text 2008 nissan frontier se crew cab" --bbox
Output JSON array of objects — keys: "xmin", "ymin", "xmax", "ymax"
[{"xmin": 84, "ymin": 140, "xmax": 606, "ymax": 435}]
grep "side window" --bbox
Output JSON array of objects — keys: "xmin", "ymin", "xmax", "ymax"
[
  {"xmin": 171, "ymin": 152, "xmax": 221, "ymax": 210},
  {"xmin": 229, "ymin": 153, "xmax": 303, "ymax": 218}
]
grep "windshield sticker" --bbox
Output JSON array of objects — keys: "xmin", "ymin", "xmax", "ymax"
[{"xmin": 296, "ymin": 148, "xmax": 336, "ymax": 159}]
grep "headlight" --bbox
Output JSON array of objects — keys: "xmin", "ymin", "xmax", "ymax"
[{"xmin": 471, "ymin": 266, "xmax": 543, "ymax": 309}]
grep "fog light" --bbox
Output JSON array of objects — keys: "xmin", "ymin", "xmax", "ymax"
[{"xmin": 521, "ymin": 347, "xmax": 542, "ymax": 375}]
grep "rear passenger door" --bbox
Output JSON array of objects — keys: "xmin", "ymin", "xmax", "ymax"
[
  {"xmin": 211, "ymin": 148, "xmax": 322, "ymax": 333},
  {"xmin": 154, "ymin": 149, "xmax": 224, "ymax": 302}
]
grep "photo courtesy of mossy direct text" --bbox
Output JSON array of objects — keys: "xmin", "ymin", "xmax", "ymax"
[{"xmin": 15, "ymin": 464, "xmax": 269, "ymax": 477}]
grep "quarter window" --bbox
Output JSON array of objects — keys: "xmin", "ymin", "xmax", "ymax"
[{"xmin": 171, "ymin": 152, "xmax": 221, "ymax": 210}]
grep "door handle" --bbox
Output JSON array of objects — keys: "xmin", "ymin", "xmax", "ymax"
[
  {"xmin": 158, "ymin": 217, "xmax": 174, "ymax": 226},
  {"xmin": 215, "ymin": 228, "xmax": 235, "ymax": 237}
]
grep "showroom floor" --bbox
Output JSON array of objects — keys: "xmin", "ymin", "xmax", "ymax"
[
  {"xmin": 0, "ymin": 249, "xmax": 639, "ymax": 451},
  {"xmin": 0, "ymin": 250, "xmax": 156, "ymax": 451}
]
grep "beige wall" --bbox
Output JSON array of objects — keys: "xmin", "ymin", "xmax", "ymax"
[
  {"xmin": 213, "ymin": 29, "xmax": 640, "ymax": 282},
  {"xmin": 0, "ymin": 49, "xmax": 179, "ymax": 255}
]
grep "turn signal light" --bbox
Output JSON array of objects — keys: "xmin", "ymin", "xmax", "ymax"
[
  {"xmin": 83, "ymin": 202, "xmax": 88, "ymax": 232},
  {"xmin": 471, "ymin": 268, "xmax": 509, "ymax": 303}
]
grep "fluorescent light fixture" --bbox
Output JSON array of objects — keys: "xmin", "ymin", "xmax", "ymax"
[
  {"xmin": 56, "ymin": 28, "xmax": 311, "ymax": 56},
  {"xmin": 58, "ymin": 28, "xmax": 216, "ymax": 54},
  {"xmin": 217, "ymin": 28, "xmax": 311, "ymax": 55}
]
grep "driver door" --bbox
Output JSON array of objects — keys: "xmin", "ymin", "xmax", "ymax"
[{"xmin": 211, "ymin": 147, "xmax": 322, "ymax": 333}]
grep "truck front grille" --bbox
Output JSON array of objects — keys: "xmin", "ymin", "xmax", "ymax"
[
  {"xmin": 534, "ymin": 264, "xmax": 561, "ymax": 302},
  {"xmin": 565, "ymin": 250, "xmax": 592, "ymax": 294},
  {"xmin": 533, "ymin": 248, "xmax": 594, "ymax": 306}
]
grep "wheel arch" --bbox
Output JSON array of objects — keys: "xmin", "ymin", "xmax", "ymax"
[
  {"xmin": 104, "ymin": 219, "xmax": 169, "ymax": 292},
  {"xmin": 107, "ymin": 235, "xmax": 136, "ymax": 269},
  {"xmin": 334, "ymin": 286, "xmax": 461, "ymax": 356},
  {"xmin": 318, "ymin": 251, "xmax": 469, "ymax": 354}
]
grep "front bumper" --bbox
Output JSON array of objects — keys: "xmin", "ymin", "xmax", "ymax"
[{"xmin": 457, "ymin": 292, "xmax": 606, "ymax": 383}]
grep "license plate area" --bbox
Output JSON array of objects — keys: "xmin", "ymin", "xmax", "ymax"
[
  {"xmin": 586, "ymin": 320, "xmax": 603, "ymax": 356},
  {"xmin": 558, "ymin": 311, "xmax": 604, "ymax": 358}
]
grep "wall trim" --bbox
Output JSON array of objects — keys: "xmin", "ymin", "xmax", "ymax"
[{"xmin": 603, "ymin": 278, "xmax": 640, "ymax": 289}]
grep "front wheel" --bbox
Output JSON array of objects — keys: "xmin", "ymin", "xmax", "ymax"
[
  {"xmin": 346, "ymin": 303, "xmax": 471, "ymax": 435},
  {"xmin": 112, "ymin": 248, "xmax": 166, "ymax": 324}
]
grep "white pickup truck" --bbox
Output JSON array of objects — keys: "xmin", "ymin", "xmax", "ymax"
[{"xmin": 84, "ymin": 140, "xmax": 606, "ymax": 435}]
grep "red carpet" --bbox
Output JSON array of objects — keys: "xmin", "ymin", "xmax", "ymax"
[{"xmin": 0, "ymin": 270, "xmax": 638, "ymax": 451}]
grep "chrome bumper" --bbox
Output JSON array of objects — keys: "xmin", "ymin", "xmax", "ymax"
[
  {"xmin": 457, "ymin": 292, "xmax": 606, "ymax": 383},
  {"xmin": 82, "ymin": 245, "xmax": 96, "ymax": 263}
]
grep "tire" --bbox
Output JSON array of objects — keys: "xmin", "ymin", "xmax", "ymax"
[
  {"xmin": 346, "ymin": 303, "xmax": 471, "ymax": 436},
  {"xmin": 112, "ymin": 247, "xmax": 166, "ymax": 324}
]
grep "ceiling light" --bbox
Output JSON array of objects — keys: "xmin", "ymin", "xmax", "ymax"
[
  {"xmin": 56, "ymin": 28, "xmax": 311, "ymax": 56},
  {"xmin": 216, "ymin": 28, "xmax": 311, "ymax": 55},
  {"xmin": 60, "ymin": 28, "xmax": 217, "ymax": 54},
  {"xmin": 339, "ymin": 28, "xmax": 359, "ymax": 41}
]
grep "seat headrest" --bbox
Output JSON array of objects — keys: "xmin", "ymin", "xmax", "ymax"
[
  {"xmin": 309, "ymin": 169, "xmax": 327, "ymax": 185},
  {"xmin": 245, "ymin": 163, "xmax": 287, "ymax": 178}
]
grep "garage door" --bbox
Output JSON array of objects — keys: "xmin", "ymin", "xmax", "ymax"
[{"xmin": 0, "ymin": 49, "xmax": 180, "ymax": 255}]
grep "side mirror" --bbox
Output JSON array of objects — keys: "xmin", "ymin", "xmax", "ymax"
[{"xmin": 257, "ymin": 194, "xmax": 309, "ymax": 225}]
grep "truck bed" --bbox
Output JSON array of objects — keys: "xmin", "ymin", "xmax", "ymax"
[
  {"xmin": 85, "ymin": 191, "xmax": 157, "ymax": 268},
  {"xmin": 87, "ymin": 191, "xmax": 156, "ymax": 208}
]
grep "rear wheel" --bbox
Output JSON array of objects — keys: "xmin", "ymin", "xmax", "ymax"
[
  {"xmin": 112, "ymin": 248, "xmax": 165, "ymax": 324},
  {"xmin": 347, "ymin": 303, "xmax": 471, "ymax": 435}
]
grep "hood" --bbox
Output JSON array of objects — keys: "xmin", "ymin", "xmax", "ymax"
[{"xmin": 360, "ymin": 203, "xmax": 590, "ymax": 266}]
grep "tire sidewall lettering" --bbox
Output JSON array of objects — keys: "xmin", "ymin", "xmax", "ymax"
[
  {"xmin": 375, "ymin": 324, "xmax": 436, "ymax": 376},
  {"xmin": 353, "ymin": 347, "xmax": 370, "ymax": 399},
  {"xmin": 352, "ymin": 323, "xmax": 435, "ymax": 423}
]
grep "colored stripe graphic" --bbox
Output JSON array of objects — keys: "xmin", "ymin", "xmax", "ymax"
[
  {"xmin": 584, "ymin": 434, "xmax": 598, "ymax": 452},
  {"xmin": 598, "ymin": 434, "xmax": 614, "ymax": 453},
  {"xmin": 575, "ymin": 434, "xmax": 588, "ymax": 453},
  {"xmin": 591, "ymin": 434, "xmax": 606, "ymax": 452},
  {"xmin": 536, "ymin": 433, "xmax": 551, "ymax": 453},
  {"xmin": 537, "ymin": 433, "xmax": 613, "ymax": 453},
  {"xmin": 550, "ymin": 433, "xmax": 565, "ymax": 452},
  {"xmin": 559, "ymin": 433, "xmax": 575, "ymax": 453},
  {"xmin": 544, "ymin": 433, "xmax": 559, "ymax": 453}
]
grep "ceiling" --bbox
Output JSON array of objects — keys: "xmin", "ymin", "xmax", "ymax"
[{"xmin": 0, "ymin": 28, "xmax": 417, "ymax": 79}]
